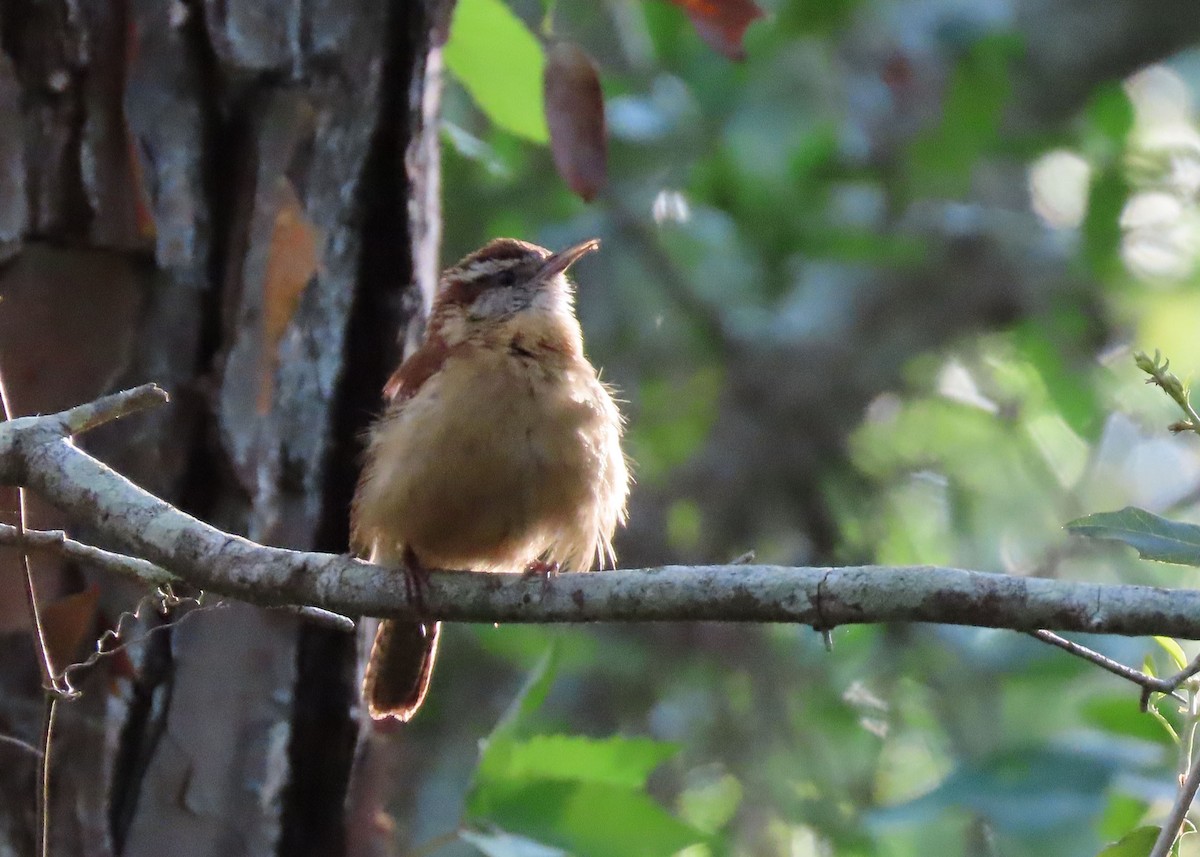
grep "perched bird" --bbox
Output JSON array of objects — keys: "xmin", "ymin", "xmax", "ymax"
[{"xmin": 352, "ymin": 237, "xmax": 629, "ymax": 721}]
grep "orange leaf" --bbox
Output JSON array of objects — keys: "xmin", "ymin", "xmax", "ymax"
[
  {"xmin": 41, "ymin": 585, "xmax": 101, "ymax": 677},
  {"xmin": 665, "ymin": 0, "xmax": 764, "ymax": 61},
  {"xmin": 258, "ymin": 179, "xmax": 321, "ymax": 414},
  {"xmin": 544, "ymin": 42, "xmax": 607, "ymax": 202}
]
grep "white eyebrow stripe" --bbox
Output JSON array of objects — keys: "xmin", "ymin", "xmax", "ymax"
[{"xmin": 449, "ymin": 257, "xmax": 531, "ymax": 283}]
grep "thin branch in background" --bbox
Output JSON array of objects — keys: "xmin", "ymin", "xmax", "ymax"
[
  {"xmin": 0, "ymin": 373, "xmax": 55, "ymax": 690},
  {"xmin": 0, "ymin": 523, "xmax": 177, "ymax": 587},
  {"xmin": 0, "ymin": 733, "xmax": 43, "ymax": 758},
  {"xmin": 1027, "ymin": 630, "xmax": 1194, "ymax": 707},
  {"xmin": 0, "ymin": 366, "xmax": 56, "ymax": 857},
  {"xmin": 1151, "ymin": 727, "xmax": 1200, "ymax": 857},
  {"xmin": 0, "ymin": 523, "xmax": 353, "ymax": 631},
  {"xmin": 38, "ymin": 698, "xmax": 57, "ymax": 857}
]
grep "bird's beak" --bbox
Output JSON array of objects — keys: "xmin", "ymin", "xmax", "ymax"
[{"xmin": 538, "ymin": 239, "xmax": 601, "ymax": 281}]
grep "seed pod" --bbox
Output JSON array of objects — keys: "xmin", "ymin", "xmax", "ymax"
[{"xmin": 543, "ymin": 42, "xmax": 607, "ymax": 202}]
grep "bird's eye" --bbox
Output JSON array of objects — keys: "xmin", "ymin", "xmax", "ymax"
[{"xmin": 496, "ymin": 269, "xmax": 516, "ymax": 288}]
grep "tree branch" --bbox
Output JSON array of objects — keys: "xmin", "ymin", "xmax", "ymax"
[
  {"xmin": 1151, "ymin": 742, "xmax": 1200, "ymax": 857},
  {"xmin": 4, "ymin": 387, "xmax": 1200, "ymax": 637}
]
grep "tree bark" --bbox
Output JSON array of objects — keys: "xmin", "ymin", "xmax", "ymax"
[{"xmin": 0, "ymin": 0, "xmax": 449, "ymax": 854}]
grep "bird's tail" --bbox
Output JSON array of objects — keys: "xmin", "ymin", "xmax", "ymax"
[{"xmin": 363, "ymin": 619, "xmax": 441, "ymax": 721}]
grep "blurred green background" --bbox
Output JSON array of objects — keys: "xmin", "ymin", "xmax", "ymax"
[{"xmin": 398, "ymin": 1, "xmax": 1200, "ymax": 855}]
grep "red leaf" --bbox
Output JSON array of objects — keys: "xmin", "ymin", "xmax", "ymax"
[
  {"xmin": 544, "ymin": 42, "xmax": 607, "ymax": 202},
  {"xmin": 42, "ymin": 585, "xmax": 101, "ymax": 677},
  {"xmin": 666, "ymin": 0, "xmax": 764, "ymax": 61}
]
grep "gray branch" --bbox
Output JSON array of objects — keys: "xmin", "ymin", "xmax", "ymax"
[{"xmin": 3, "ymin": 386, "xmax": 1200, "ymax": 637}]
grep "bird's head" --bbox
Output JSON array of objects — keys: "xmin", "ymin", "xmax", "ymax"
[{"xmin": 429, "ymin": 238, "xmax": 599, "ymax": 345}]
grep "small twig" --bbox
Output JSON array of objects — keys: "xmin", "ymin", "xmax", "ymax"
[
  {"xmin": 268, "ymin": 604, "xmax": 356, "ymax": 632},
  {"xmin": 0, "ymin": 367, "xmax": 57, "ymax": 857},
  {"xmin": 59, "ymin": 588, "xmax": 211, "ymax": 696},
  {"xmin": 0, "ymin": 523, "xmax": 177, "ymax": 586},
  {"xmin": 55, "ymin": 383, "xmax": 168, "ymax": 437},
  {"xmin": 1167, "ymin": 656, "xmax": 1200, "ymax": 696},
  {"xmin": 0, "ymin": 374, "xmax": 54, "ymax": 689},
  {"xmin": 1027, "ymin": 630, "xmax": 1188, "ymax": 707},
  {"xmin": 0, "ymin": 523, "xmax": 352, "ymax": 631},
  {"xmin": 0, "ymin": 732, "xmax": 43, "ymax": 758},
  {"xmin": 39, "ymin": 696, "xmax": 57, "ymax": 857},
  {"xmin": 1151, "ymin": 746, "xmax": 1200, "ymax": 857},
  {"xmin": 1135, "ymin": 350, "xmax": 1200, "ymax": 436}
]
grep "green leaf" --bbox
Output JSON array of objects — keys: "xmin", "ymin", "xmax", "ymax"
[
  {"xmin": 1099, "ymin": 792, "xmax": 1149, "ymax": 840},
  {"xmin": 1096, "ymin": 825, "xmax": 1160, "ymax": 856},
  {"xmin": 905, "ymin": 33, "xmax": 1023, "ymax": 198},
  {"xmin": 1081, "ymin": 166, "xmax": 1129, "ymax": 280},
  {"xmin": 1154, "ymin": 636, "xmax": 1188, "ymax": 671},
  {"xmin": 875, "ymin": 747, "xmax": 1118, "ymax": 833},
  {"xmin": 1081, "ymin": 696, "xmax": 1173, "ymax": 746},
  {"xmin": 444, "ymin": 0, "xmax": 549, "ymax": 142},
  {"xmin": 468, "ymin": 779, "xmax": 705, "ymax": 857},
  {"xmin": 478, "ymin": 734, "xmax": 679, "ymax": 789},
  {"xmin": 678, "ymin": 769, "xmax": 743, "ymax": 833},
  {"xmin": 504, "ymin": 645, "xmax": 559, "ymax": 731},
  {"xmin": 471, "ymin": 646, "xmax": 559, "ymax": 807},
  {"xmin": 1066, "ymin": 507, "xmax": 1200, "ymax": 566},
  {"xmin": 1011, "ymin": 319, "xmax": 1102, "ymax": 439},
  {"xmin": 1085, "ymin": 83, "xmax": 1135, "ymax": 145}
]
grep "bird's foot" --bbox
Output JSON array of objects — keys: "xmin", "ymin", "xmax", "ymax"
[
  {"xmin": 402, "ymin": 547, "xmax": 432, "ymax": 616},
  {"xmin": 522, "ymin": 560, "xmax": 560, "ymax": 598},
  {"xmin": 522, "ymin": 559, "xmax": 560, "ymax": 579}
]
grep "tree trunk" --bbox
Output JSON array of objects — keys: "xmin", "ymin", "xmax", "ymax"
[{"xmin": 0, "ymin": 0, "xmax": 449, "ymax": 853}]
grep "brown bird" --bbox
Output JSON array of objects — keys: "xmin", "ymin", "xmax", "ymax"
[{"xmin": 351, "ymin": 237, "xmax": 629, "ymax": 721}]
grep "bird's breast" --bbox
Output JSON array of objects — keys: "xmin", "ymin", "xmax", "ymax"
[{"xmin": 354, "ymin": 342, "xmax": 626, "ymax": 572}]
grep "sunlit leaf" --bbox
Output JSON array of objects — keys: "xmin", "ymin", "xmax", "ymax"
[
  {"xmin": 1081, "ymin": 696, "xmax": 1174, "ymax": 747},
  {"xmin": 444, "ymin": 0, "xmax": 549, "ymax": 142},
  {"xmin": 665, "ymin": 0, "xmax": 765, "ymax": 61},
  {"xmin": 678, "ymin": 769, "xmax": 743, "ymax": 833},
  {"xmin": 1096, "ymin": 825, "xmax": 1159, "ymax": 856},
  {"xmin": 480, "ymin": 734, "xmax": 679, "ymax": 789},
  {"xmin": 1066, "ymin": 507, "xmax": 1200, "ymax": 567},
  {"xmin": 1011, "ymin": 320, "xmax": 1102, "ymax": 440},
  {"xmin": 469, "ymin": 779, "xmax": 704, "ymax": 857},
  {"xmin": 544, "ymin": 42, "xmax": 607, "ymax": 201},
  {"xmin": 1099, "ymin": 792, "xmax": 1150, "ymax": 840},
  {"xmin": 1154, "ymin": 636, "xmax": 1188, "ymax": 671},
  {"xmin": 1146, "ymin": 700, "xmax": 1181, "ymax": 747}
]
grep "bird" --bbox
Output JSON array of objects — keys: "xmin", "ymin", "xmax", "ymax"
[{"xmin": 351, "ymin": 237, "xmax": 629, "ymax": 721}]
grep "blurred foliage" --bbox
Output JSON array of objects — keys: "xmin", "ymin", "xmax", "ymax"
[{"xmin": 417, "ymin": 0, "xmax": 1200, "ymax": 855}]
